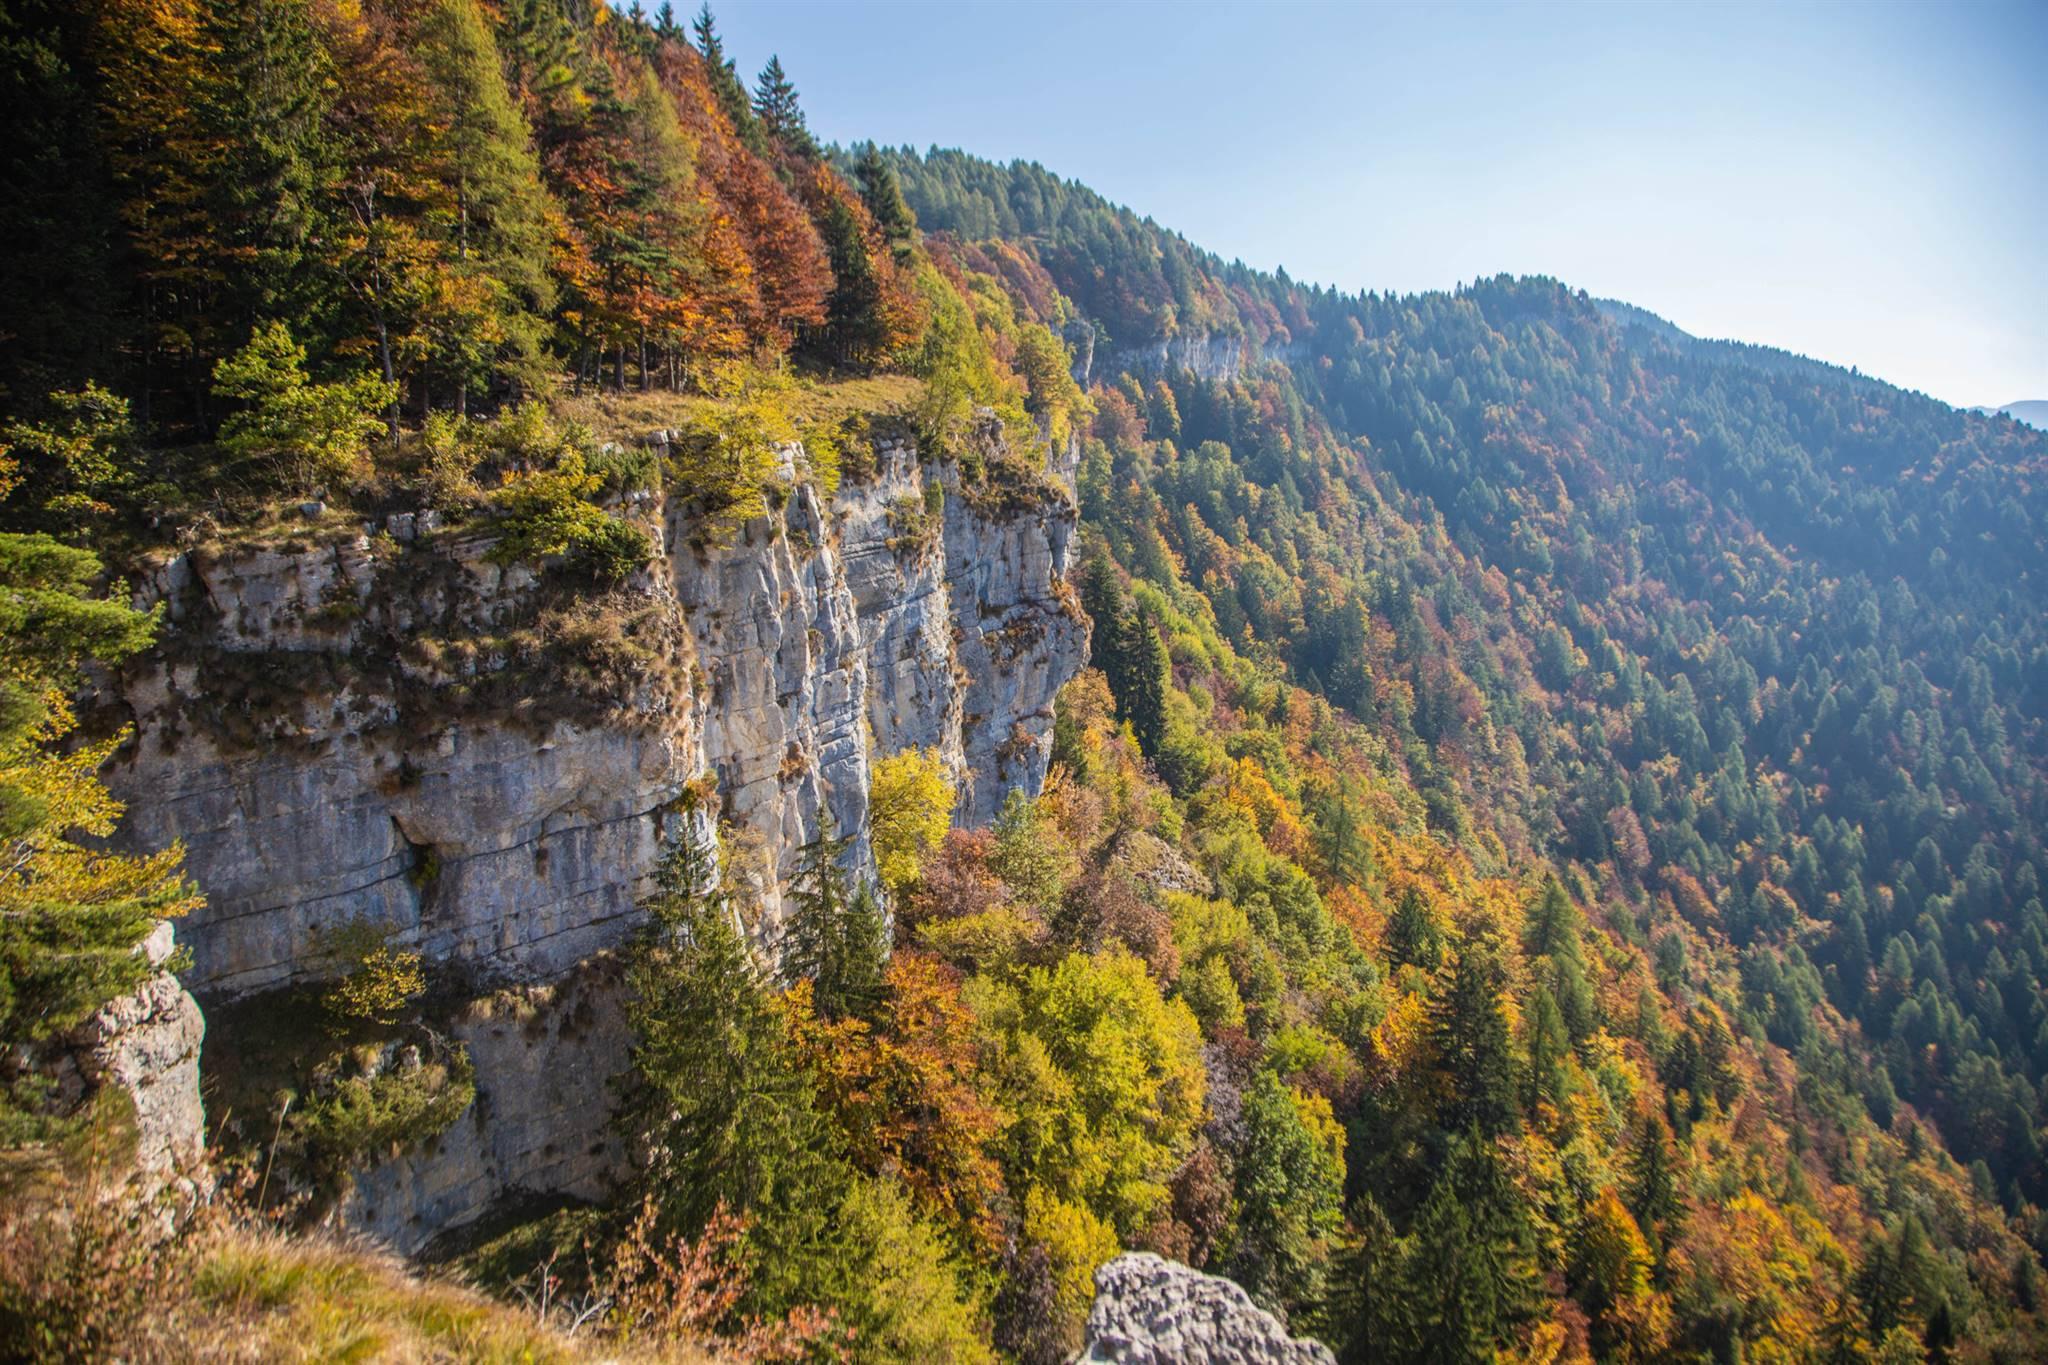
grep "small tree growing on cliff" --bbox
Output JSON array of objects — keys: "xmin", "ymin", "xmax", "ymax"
[{"xmin": 212, "ymin": 321, "xmax": 396, "ymax": 495}]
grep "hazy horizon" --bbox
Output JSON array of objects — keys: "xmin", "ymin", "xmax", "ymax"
[{"xmin": 709, "ymin": 0, "xmax": 2045, "ymax": 410}]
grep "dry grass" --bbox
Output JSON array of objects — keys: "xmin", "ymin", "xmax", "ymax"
[
  {"xmin": 1, "ymin": 1151, "xmax": 727, "ymax": 1365},
  {"xmin": 51, "ymin": 1218, "xmax": 727, "ymax": 1364},
  {"xmin": 556, "ymin": 373, "xmax": 922, "ymax": 443},
  {"xmin": 185, "ymin": 1225, "xmax": 615, "ymax": 1363}
]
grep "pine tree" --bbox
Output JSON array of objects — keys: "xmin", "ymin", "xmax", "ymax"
[
  {"xmin": 415, "ymin": 0, "xmax": 557, "ymax": 405},
  {"xmin": 1625, "ymin": 1109, "xmax": 1683, "ymax": 1270},
  {"xmin": 1526, "ymin": 985, "xmax": 1571, "ymax": 1108},
  {"xmin": 691, "ymin": 4, "xmax": 767, "ymax": 154},
  {"xmin": 1524, "ymin": 877, "xmax": 1594, "ymax": 1040},
  {"xmin": 1334, "ymin": 1196, "xmax": 1415, "ymax": 1364},
  {"xmin": 624, "ymin": 825, "xmax": 866, "ymax": 1320},
  {"xmin": 1387, "ymin": 887, "xmax": 1442, "ymax": 970},
  {"xmin": 0, "ymin": 532, "xmax": 200, "ymax": 1100},
  {"xmin": 1227, "ymin": 1071, "xmax": 1344, "ymax": 1316},
  {"xmin": 803, "ymin": 170, "xmax": 920, "ymax": 369},
  {"xmin": 1119, "ymin": 608, "xmax": 1172, "ymax": 761}
]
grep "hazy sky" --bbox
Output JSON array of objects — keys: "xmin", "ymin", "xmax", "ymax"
[{"xmin": 704, "ymin": 0, "xmax": 2045, "ymax": 408}]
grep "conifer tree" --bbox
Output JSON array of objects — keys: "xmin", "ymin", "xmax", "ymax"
[
  {"xmin": 1387, "ymin": 886, "xmax": 1442, "ymax": 970},
  {"xmin": 1431, "ymin": 924, "xmax": 1519, "ymax": 1137},
  {"xmin": 1119, "ymin": 608, "xmax": 1172, "ymax": 761},
  {"xmin": 415, "ymin": 0, "xmax": 556, "ymax": 405},
  {"xmin": 1227, "ymin": 1071, "xmax": 1344, "ymax": 1317},
  {"xmin": 1524, "ymin": 877, "xmax": 1595, "ymax": 1040},
  {"xmin": 691, "ymin": 5, "xmax": 767, "ymax": 154},
  {"xmin": 751, "ymin": 55, "xmax": 816, "ymax": 157},
  {"xmin": 1625, "ymin": 1108, "xmax": 1683, "ymax": 1269},
  {"xmin": 0, "ymin": 532, "xmax": 199, "ymax": 1100},
  {"xmin": 1525, "ymin": 984, "xmax": 1571, "ymax": 1107},
  {"xmin": 780, "ymin": 813, "xmax": 886, "ymax": 1021},
  {"xmin": 854, "ymin": 142, "xmax": 915, "ymax": 253}
]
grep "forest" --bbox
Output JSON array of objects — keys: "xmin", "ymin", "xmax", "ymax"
[{"xmin": 2, "ymin": 1, "xmax": 2046, "ymax": 1361}]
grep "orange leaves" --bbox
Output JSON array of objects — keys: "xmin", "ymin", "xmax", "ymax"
[{"xmin": 783, "ymin": 952, "xmax": 1005, "ymax": 1256}]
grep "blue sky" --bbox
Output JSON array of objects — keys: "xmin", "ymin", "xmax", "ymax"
[{"xmin": 700, "ymin": 0, "xmax": 2045, "ymax": 408}]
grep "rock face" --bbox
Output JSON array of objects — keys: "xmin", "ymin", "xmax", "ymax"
[
  {"xmin": 102, "ymin": 425, "xmax": 1086, "ymax": 1248},
  {"xmin": 344, "ymin": 957, "xmax": 631, "ymax": 1253},
  {"xmin": 1100, "ymin": 333, "xmax": 1307, "ymax": 385},
  {"xmin": 1079, "ymin": 1254, "xmax": 1336, "ymax": 1365}
]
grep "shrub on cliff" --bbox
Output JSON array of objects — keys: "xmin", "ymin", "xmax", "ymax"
[{"xmin": 211, "ymin": 323, "xmax": 396, "ymax": 496}]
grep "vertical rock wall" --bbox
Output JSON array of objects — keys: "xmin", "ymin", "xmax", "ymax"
[{"xmin": 101, "ymin": 424, "xmax": 1086, "ymax": 1250}]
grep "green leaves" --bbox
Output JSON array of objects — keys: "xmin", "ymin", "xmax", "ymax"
[{"xmin": 212, "ymin": 322, "xmax": 396, "ymax": 494}]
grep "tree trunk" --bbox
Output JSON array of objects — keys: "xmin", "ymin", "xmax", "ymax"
[{"xmin": 376, "ymin": 313, "xmax": 399, "ymax": 441}]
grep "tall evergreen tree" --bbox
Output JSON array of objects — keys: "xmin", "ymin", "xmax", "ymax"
[
  {"xmin": 415, "ymin": 0, "xmax": 556, "ymax": 405},
  {"xmin": 1119, "ymin": 608, "xmax": 1172, "ymax": 761},
  {"xmin": 751, "ymin": 54, "xmax": 816, "ymax": 157},
  {"xmin": 691, "ymin": 4, "xmax": 767, "ymax": 154},
  {"xmin": 1396, "ymin": 1136, "xmax": 1539, "ymax": 1365},
  {"xmin": 1432, "ymin": 924, "xmax": 1519, "ymax": 1137},
  {"xmin": 1523, "ymin": 877, "xmax": 1594, "ymax": 1040},
  {"xmin": 1387, "ymin": 887, "xmax": 1442, "ymax": 971},
  {"xmin": 854, "ymin": 141, "xmax": 914, "ymax": 253},
  {"xmin": 1625, "ymin": 1108, "xmax": 1683, "ymax": 1270},
  {"xmin": 780, "ymin": 813, "xmax": 886, "ymax": 1021}
]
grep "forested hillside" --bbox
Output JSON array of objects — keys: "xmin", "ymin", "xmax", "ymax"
[{"xmin": 1, "ymin": 2, "xmax": 2045, "ymax": 1362}]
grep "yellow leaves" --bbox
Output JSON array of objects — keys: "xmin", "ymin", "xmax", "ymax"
[
  {"xmin": 1222, "ymin": 757, "xmax": 1308, "ymax": 860},
  {"xmin": 1022, "ymin": 1188, "xmax": 1119, "ymax": 1332},
  {"xmin": 0, "ymin": 693, "xmax": 200, "ymax": 922},
  {"xmin": 869, "ymin": 746, "xmax": 954, "ymax": 902},
  {"xmin": 1362, "ymin": 987, "xmax": 1429, "ymax": 1089},
  {"xmin": 1289, "ymin": 1087, "xmax": 1346, "ymax": 1172}
]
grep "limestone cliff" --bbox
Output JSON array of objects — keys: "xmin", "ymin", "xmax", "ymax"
[
  {"xmin": 1074, "ymin": 330, "xmax": 1307, "ymax": 387},
  {"xmin": 101, "ymin": 422, "xmax": 1085, "ymax": 1251}
]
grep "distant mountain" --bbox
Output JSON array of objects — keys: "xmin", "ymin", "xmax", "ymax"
[{"xmin": 1980, "ymin": 399, "xmax": 2048, "ymax": 430}]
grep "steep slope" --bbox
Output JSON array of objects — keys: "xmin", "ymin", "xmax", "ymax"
[{"xmin": 887, "ymin": 144, "xmax": 2048, "ymax": 1352}]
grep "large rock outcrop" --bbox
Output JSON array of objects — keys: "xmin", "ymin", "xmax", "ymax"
[
  {"xmin": 102, "ymin": 424, "xmax": 1086, "ymax": 1249},
  {"xmin": 33, "ymin": 921, "xmax": 207, "ymax": 1200},
  {"xmin": 1079, "ymin": 1254, "xmax": 1336, "ymax": 1365}
]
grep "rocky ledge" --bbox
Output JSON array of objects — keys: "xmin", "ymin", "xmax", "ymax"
[{"xmin": 1078, "ymin": 1253, "xmax": 1336, "ymax": 1365}]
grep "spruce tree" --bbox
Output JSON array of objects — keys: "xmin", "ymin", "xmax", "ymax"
[
  {"xmin": 1388, "ymin": 887, "xmax": 1442, "ymax": 970},
  {"xmin": 1624, "ymin": 1109, "xmax": 1683, "ymax": 1269},
  {"xmin": 1525, "ymin": 985, "xmax": 1571, "ymax": 1108},
  {"xmin": 1523, "ymin": 877, "xmax": 1594, "ymax": 1040},
  {"xmin": 692, "ymin": 5, "xmax": 767, "ymax": 153},
  {"xmin": 624, "ymin": 824, "xmax": 863, "ymax": 1317},
  {"xmin": 1432, "ymin": 924, "xmax": 1520, "ymax": 1137},
  {"xmin": 854, "ymin": 142, "xmax": 915, "ymax": 253},
  {"xmin": 812, "ymin": 189, "xmax": 889, "ymax": 367},
  {"xmin": 780, "ymin": 813, "xmax": 886, "ymax": 1021},
  {"xmin": 1120, "ymin": 608, "xmax": 1172, "ymax": 761},
  {"xmin": 752, "ymin": 55, "xmax": 817, "ymax": 157}
]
